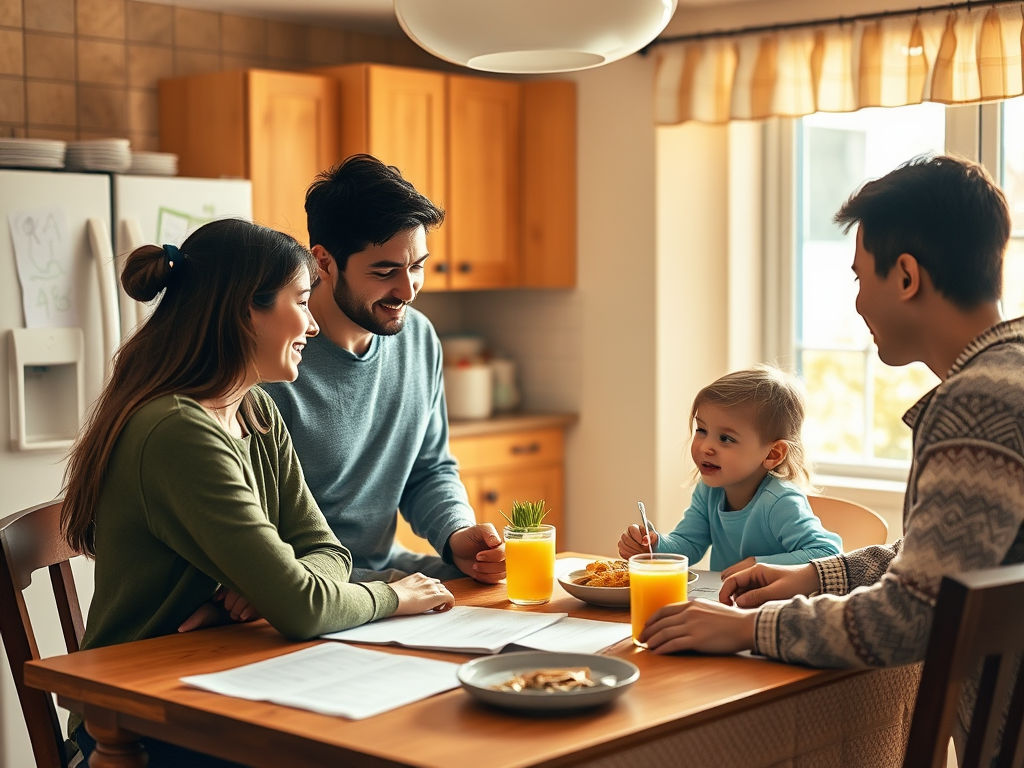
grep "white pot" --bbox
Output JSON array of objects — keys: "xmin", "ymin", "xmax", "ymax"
[{"xmin": 444, "ymin": 363, "xmax": 493, "ymax": 420}]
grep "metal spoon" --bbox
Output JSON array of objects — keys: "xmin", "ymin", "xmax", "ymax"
[{"xmin": 637, "ymin": 501, "xmax": 654, "ymax": 555}]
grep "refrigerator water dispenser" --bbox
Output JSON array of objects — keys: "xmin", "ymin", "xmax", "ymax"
[{"xmin": 8, "ymin": 327, "xmax": 85, "ymax": 451}]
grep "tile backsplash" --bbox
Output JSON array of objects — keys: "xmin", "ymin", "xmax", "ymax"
[{"xmin": 0, "ymin": 0, "xmax": 451, "ymax": 147}]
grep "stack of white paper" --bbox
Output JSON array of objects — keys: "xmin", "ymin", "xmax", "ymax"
[
  {"xmin": 322, "ymin": 605, "xmax": 631, "ymax": 655},
  {"xmin": 181, "ymin": 643, "xmax": 460, "ymax": 720}
]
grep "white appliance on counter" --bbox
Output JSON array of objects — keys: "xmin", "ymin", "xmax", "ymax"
[{"xmin": 0, "ymin": 168, "xmax": 252, "ymax": 768}]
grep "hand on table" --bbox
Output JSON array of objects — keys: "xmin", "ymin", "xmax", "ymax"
[
  {"xmin": 719, "ymin": 562, "xmax": 820, "ymax": 608},
  {"xmin": 178, "ymin": 587, "xmax": 262, "ymax": 633},
  {"xmin": 450, "ymin": 524, "xmax": 506, "ymax": 584},
  {"xmin": 639, "ymin": 598, "xmax": 756, "ymax": 655},
  {"xmin": 720, "ymin": 556, "xmax": 756, "ymax": 580},
  {"xmin": 390, "ymin": 572, "xmax": 455, "ymax": 615},
  {"xmin": 618, "ymin": 524, "xmax": 659, "ymax": 559}
]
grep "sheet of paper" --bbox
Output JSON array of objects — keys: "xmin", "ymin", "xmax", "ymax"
[
  {"xmin": 688, "ymin": 570, "xmax": 725, "ymax": 601},
  {"xmin": 322, "ymin": 605, "xmax": 566, "ymax": 654},
  {"xmin": 511, "ymin": 617, "xmax": 631, "ymax": 654},
  {"xmin": 181, "ymin": 643, "xmax": 460, "ymax": 720},
  {"xmin": 8, "ymin": 207, "xmax": 78, "ymax": 328}
]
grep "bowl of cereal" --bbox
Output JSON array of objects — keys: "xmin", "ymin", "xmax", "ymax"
[{"xmin": 558, "ymin": 559, "xmax": 698, "ymax": 608}]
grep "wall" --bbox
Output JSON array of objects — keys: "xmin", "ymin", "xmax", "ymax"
[{"xmin": 0, "ymin": 0, "xmax": 449, "ymax": 145}]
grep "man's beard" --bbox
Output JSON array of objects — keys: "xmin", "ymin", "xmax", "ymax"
[{"xmin": 332, "ymin": 274, "xmax": 410, "ymax": 336}]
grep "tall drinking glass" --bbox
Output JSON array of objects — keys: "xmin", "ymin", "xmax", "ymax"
[
  {"xmin": 629, "ymin": 552, "xmax": 688, "ymax": 647},
  {"xmin": 504, "ymin": 524, "xmax": 556, "ymax": 605}
]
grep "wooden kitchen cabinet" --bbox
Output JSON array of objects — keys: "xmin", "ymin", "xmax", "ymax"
[
  {"xmin": 318, "ymin": 64, "xmax": 450, "ymax": 281},
  {"xmin": 313, "ymin": 63, "xmax": 575, "ymax": 290},
  {"xmin": 159, "ymin": 70, "xmax": 339, "ymax": 245},
  {"xmin": 396, "ymin": 424, "xmax": 567, "ymax": 555}
]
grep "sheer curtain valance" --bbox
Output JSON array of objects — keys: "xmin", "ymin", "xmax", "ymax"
[{"xmin": 654, "ymin": 3, "xmax": 1024, "ymax": 124}]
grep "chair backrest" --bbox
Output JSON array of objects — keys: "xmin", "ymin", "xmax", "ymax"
[
  {"xmin": 0, "ymin": 499, "xmax": 84, "ymax": 768},
  {"xmin": 807, "ymin": 495, "xmax": 889, "ymax": 551},
  {"xmin": 903, "ymin": 564, "xmax": 1024, "ymax": 768}
]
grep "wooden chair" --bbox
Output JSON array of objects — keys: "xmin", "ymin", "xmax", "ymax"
[
  {"xmin": 807, "ymin": 494, "xmax": 889, "ymax": 551},
  {"xmin": 903, "ymin": 563, "xmax": 1024, "ymax": 768},
  {"xmin": 0, "ymin": 499, "xmax": 85, "ymax": 768}
]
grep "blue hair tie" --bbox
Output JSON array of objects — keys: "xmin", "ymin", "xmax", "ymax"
[{"xmin": 163, "ymin": 243, "xmax": 181, "ymax": 268}]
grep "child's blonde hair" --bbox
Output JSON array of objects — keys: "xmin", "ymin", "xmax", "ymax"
[{"xmin": 689, "ymin": 364, "xmax": 813, "ymax": 489}]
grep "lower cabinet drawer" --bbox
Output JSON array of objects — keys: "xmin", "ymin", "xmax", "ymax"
[{"xmin": 450, "ymin": 428, "xmax": 563, "ymax": 473}]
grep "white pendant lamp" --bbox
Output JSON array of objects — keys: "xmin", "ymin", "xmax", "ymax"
[{"xmin": 393, "ymin": 0, "xmax": 679, "ymax": 74}]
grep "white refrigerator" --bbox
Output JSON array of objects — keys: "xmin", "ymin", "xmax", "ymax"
[{"xmin": 0, "ymin": 168, "xmax": 252, "ymax": 768}]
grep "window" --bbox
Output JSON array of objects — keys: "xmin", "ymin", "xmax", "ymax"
[{"xmin": 769, "ymin": 101, "xmax": 1021, "ymax": 481}]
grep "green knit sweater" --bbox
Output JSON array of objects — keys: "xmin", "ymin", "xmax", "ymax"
[{"xmin": 80, "ymin": 390, "xmax": 398, "ymax": 652}]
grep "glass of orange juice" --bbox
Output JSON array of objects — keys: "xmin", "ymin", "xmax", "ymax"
[
  {"xmin": 629, "ymin": 552, "xmax": 689, "ymax": 647},
  {"xmin": 504, "ymin": 524, "xmax": 556, "ymax": 605}
]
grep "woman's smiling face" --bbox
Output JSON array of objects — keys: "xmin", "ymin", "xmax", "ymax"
[{"xmin": 251, "ymin": 268, "xmax": 319, "ymax": 384}]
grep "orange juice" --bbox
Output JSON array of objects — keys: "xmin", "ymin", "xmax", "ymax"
[
  {"xmin": 504, "ymin": 525, "xmax": 556, "ymax": 605},
  {"xmin": 629, "ymin": 554, "xmax": 688, "ymax": 647}
]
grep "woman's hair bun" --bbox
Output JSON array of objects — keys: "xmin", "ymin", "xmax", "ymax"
[{"xmin": 120, "ymin": 244, "xmax": 173, "ymax": 302}]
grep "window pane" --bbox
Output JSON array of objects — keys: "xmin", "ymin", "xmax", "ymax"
[
  {"xmin": 1002, "ymin": 96, "xmax": 1024, "ymax": 320},
  {"xmin": 796, "ymin": 105, "xmax": 945, "ymax": 469},
  {"xmin": 799, "ymin": 349, "xmax": 867, "ymax": 461},
  {"xmin": 873, "ymin": 362, "xmax": 937, "ymax": 461}
]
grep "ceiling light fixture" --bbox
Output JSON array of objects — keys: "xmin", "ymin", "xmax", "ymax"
[{"xmin": 393, "ymin": 0, "xmax": 679, "ymax": 74}]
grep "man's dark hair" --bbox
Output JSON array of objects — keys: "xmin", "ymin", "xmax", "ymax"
[
  {"xmin": 305, "ymin": 154, "xmax": 445, "ymax": 270},
  {"xmin": 834, "ymin": 154, "xmax": 1010, "ymax": 309}
]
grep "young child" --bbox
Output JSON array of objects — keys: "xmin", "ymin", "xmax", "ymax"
[{"xmin": 618, "ymin": 365, "xmax": 841, "ymax": 575}]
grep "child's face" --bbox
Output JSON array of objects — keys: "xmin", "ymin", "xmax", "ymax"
[{"xmin": 691, "ymin": 403, "xmax": 779, "ymax": 498}]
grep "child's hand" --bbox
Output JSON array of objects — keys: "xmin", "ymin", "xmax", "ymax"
[
  {"xmin": 721, "ymin": 557, "xmax": 757, "ymax": 580},
  {"xmin": 617, "ymin": 524, "xmax": 658, "ymax": 558}
]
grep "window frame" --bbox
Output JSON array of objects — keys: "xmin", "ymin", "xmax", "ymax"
[{"xmin": 762, "ymin": 104, "xmax": 999, "ymax": 483}]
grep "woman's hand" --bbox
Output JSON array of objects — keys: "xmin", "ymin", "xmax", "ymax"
[
  {"xmin": 178, "ymin": 587, "xmax": 262, "ymax": 632},
  {"xmin": 390, "ymin": 573, "xmax": 456, "ymax": 615},
  {"xmin": 719, "ymin": 562, "xmax": 820, "ymax": 608},
  {"xmin": 618, "ymin": 524, "xmax": 659, "ymax": 559},
  {"xmin": 639, "ymin": 598, "xmax": 756, "ymax": 655}
]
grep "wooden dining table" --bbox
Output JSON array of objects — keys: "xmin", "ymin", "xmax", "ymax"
[{"xmin": 25, "ymin": 553, "xmax": 921, "ymax": 768}]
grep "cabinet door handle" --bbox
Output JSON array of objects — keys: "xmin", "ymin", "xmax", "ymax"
[
  {"xmin": 458, "ymin": 262, "xmax": 472, "ymax": 273},
  {"xmin": 510, "ymin": 442, "xmax": 541, "ymax": 455},
  {"xmin": 484, "ymin": 490, "xmax": 499, "ymax": 503},
  {"xmin": 435, "ymin": 262, "xmax": 449, "ymax": 273}
]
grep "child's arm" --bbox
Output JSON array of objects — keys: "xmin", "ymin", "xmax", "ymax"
[
  {"xmin": 651, "ymin": 484, "xmax": 714, "ymax": 564},
  {"xmin": 618, "ymin": 524, "xmax": 660, "ymax": 558},
  {"xmin": 758, "ymin": 494, "xmax": 844, "ymax": 565}
]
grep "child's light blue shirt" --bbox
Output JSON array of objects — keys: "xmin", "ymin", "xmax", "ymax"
[{"xmin": 654, "ymin": 475, "xmax": 841, "ymax": 571}]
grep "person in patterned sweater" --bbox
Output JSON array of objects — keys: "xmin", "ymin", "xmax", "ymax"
[{"xmin": 637, "ymin": 154, "xmax": 1024, "ymax": 758}]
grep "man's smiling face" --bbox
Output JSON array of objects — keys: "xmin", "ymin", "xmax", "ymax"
[{"xmin": 332, "ymin": 226, "xmax": 428, "ymax": 336}]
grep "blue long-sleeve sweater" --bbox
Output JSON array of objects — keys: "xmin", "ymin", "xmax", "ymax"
[
  {"xmin": 654, "ymin": 475, "xmax": 842, "ymax": 571},
  {"xmin": 262, "ymin": 308, "xmax": 475, "ymax": 574}
]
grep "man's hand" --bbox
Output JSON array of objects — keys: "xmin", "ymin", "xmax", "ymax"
[
  {"xmin": 449, "ymin": 524, "xmax": 506, "ymax": 583},
  {"xmin": 390, "ymin": 573, "xmax": 455, "ymax": 615},
  {"xmin": 178, "ymin": 587, "xmax": 262, "ymax": 633},
  {"xmin": 720, "ymin": 556, "xmax": 757, "ymax": 580},
  {"xmin": 719, "ymin": 562, "xmax": 820, "ymax": 608},
  {"xmin": 640, "ymin": 598, "xmax": 757, "ymax": 655}
]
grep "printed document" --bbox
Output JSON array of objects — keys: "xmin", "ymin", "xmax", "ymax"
[
  {"xmin": 322, "ymin": 605, "xmax": 566, "ymax": 654},
  {"xmin": 181, "ymin": 643, "xmax": 460, "ymax": 720},
  {"xmin": 688, "ymin": 570, "xmax": 724, "ymax": 601},
  {"xmin": 511, "ymin": 617, "xmax": 631, "ymax": 654}
]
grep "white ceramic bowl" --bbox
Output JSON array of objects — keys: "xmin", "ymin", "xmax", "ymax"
[
  {"xmin": 558, "ymin": 569, "xmax": 699, "ymax": 608},
  {"xmin": 458, "ymin": 651, "xmax": 639, "ymax": 712}
]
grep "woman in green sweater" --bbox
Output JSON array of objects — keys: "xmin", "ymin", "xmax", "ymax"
[{"xmin": 61, "ymin": 219, "xmax": 454, "ymax": 767}]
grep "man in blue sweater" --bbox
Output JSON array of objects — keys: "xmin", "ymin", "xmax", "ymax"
[{"xmin": 263, "ymin": 155, "xmax": 505, "ymax": 583}]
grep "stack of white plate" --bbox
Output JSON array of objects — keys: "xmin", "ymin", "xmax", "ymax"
[
  {"xmin": 65, "ymin": 139, "xmax": 131, "ymax": 173},
  {"xmin": 0, "ymin": 138, "xmax": 66, "ymax": 169},
  {"xmin": 126, "ymin": 151, "xmax": 178, "ymax": 176}
]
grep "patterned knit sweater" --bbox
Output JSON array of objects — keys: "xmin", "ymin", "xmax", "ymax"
[{"xmin": 753, "ymin": 318, "xmax": 1024, "ymax": 743}]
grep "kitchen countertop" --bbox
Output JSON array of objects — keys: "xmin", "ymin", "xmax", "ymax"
[{"xmin": 447, "ymin": 411, "xmax": 578, "ymax": 438}]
